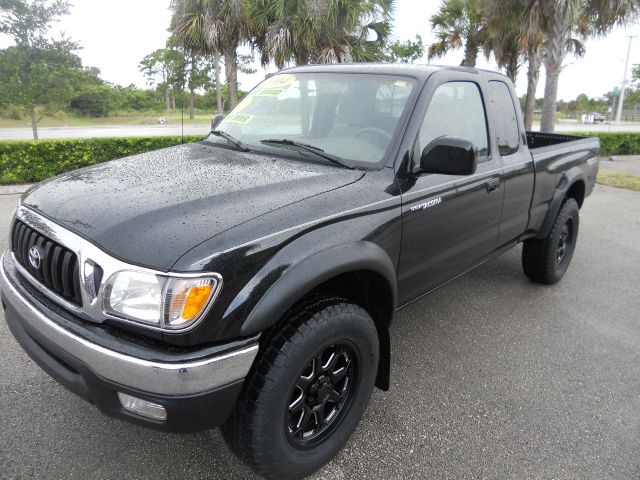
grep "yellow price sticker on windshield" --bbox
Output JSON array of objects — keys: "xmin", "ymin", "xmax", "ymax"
[
  {"xmin": 225, "ymin": 113, "xmax": 253, "ymax": 124},
  {"xmin": 233, "ymin": 96, "xmax": 253, "ymax": 113},
  {"xmin": 263, "ymin": 74, "xmax": 295, "ymax": 88},
  {"xmin": 250, "ymin": 88, "xmax": 286, "ymax": 97}
]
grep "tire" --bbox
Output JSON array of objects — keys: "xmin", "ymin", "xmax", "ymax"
[
  {"xmin": 222, "ymin": 295, "xmax": 379, "ymax": 480},
  {"xmin": 522, "ymin": 197, "xmax": 580, "ymax": 284}
]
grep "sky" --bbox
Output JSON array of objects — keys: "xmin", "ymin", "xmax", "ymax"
[{"xmin": 2, "ymin": 0, "xmax": 640, "ymax": 102}]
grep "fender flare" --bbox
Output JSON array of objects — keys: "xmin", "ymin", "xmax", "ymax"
[
  {"xmin": 239, "ymin": 241, "xmax": 398, "ymax": 336},
  {"xmin": 536, "ymin": 168, "xmax": 586, "ymax": 239}
]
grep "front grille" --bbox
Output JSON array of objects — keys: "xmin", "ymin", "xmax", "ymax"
[{"xmin": 11, "ymin": 219, "xmax": 82, "ymax": 306}]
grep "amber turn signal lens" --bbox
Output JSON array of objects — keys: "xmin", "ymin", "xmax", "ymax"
[
  {"xmin": 164, "ymin": 277, "xmax": 220, "ymax": 329},
  {"xmin": 182, "ymin": 285, "xmax": 213, "ymax": 320}
]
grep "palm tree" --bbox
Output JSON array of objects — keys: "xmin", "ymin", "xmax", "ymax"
[
  {"xmin": 171, "ymin": 0, "xmax": 249, "ymax": 109},
  {"xmin": 522, "ymin": 38, "xmax": 543, "ymax": 130},
  {"xmin": 428, "ymin": 0, "xmax": 485, "ymax": 67},
  {"xmin": 483, "ymin": 0, "xmax": 523, "ymax": 82},
  {"xmin": 250, "ymin": 0, "xmax": 317, "ymax": 67},
  {"xmin": 314, "ymin": 0, "xmax": 394, "ymax": 64},
  {"xmin": 250, "ymin": 0, "xmax": 394, "ymax": 68},
  {"xmin": 522, "ymin": 0, "xmax": 640, "ymax": 133},
  {"xmin": 483, "ymin": 0, "xmax": 541, "ymax": 129}
]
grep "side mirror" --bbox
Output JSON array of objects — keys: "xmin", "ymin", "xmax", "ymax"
[
  {"xmin": 211, "ymin": 114, "xmax": 224, "ymax": 130},
  {"xmin": 419, "ymin": 137, "xmax": 478, "ymax": 176}
]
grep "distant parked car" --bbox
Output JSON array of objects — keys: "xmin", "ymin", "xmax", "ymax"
[{"xmin": 581, "ymin": 112, "xmax": 605, "ymax": 124}]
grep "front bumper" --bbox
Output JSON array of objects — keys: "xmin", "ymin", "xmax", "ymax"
[{"xmin": 0, "ymin": 253, "xmax": 258, "ymax": 432}]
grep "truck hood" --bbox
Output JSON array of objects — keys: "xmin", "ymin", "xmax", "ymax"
[{"xmin": 22, "ymin": 142, "xmax": 364, "ymax": 270}]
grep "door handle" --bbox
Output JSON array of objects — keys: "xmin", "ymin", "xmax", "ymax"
[{"xmin": 486, "ymin": 178, "xmax": 501, "ymax": 193}]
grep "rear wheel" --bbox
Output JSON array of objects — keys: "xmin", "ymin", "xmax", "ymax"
[
  {"xmin": 522, "ymin": 198, "xmax": 580, "ymax": 284},
  {"xmin": 222, "ymin": 295, "xmax": 379, "ymax": 480}
]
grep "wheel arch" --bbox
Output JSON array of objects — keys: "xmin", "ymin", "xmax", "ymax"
[
  {"xmin": 239, "ymin": 241, "xmax": 397, "ymax": 391},
  {"xmin": 536, "ymin": 168, "xmax": 586, "ymax": 239},
  {"xmin": 566, "ymin": 178, "xmax": 585, "ymax": 207}
]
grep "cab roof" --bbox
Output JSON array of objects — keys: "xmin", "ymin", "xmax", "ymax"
[{"xmin": 279, "ymin": 62, "xmax": 510, "ymax": 83}]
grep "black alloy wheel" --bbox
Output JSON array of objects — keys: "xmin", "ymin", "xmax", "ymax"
[
  {"xmin": 287, "ymin": 343, "xmax": 358, "ymax": 447},
  {"xmin": 556, "ymin": 217, "xmax": 574, "ymax": 265}
]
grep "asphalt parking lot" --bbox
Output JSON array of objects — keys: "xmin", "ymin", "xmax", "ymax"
[{"xmin": 1, "ymin": 184, "xmax": 639, "ymax": 480}]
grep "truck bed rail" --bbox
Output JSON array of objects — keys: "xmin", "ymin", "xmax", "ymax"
[{"xmin": 526, "ymin": 132, "xmax": 586, "ymax": 150}]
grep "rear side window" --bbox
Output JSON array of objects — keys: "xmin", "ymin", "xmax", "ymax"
[
  {"xmin": 418, "ymin": 81, "xmax": 489, "ymax": 157},
  {"xmin": 488, "ymin": 81, "xmax": 520, "ymax": 156}
]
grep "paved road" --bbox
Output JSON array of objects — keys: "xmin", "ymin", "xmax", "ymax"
[
  {"xmin": 0, "ymin": 124, "xmax": 211, "ymax": 140},
  {"xmin": 2, "ymin": 121, "xmax": 640, "ymax": 140},
  {"xmin": 1, "ymin": 185, "xmax": 639, "ymax": 479}
]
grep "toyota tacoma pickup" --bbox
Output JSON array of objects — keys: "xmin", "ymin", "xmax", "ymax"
[{"xmin": 1, "ymin": 64, "xmax": 599, "ymax": 479}]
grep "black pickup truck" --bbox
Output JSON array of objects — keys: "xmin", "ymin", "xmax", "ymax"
[{"xmin": 1, "ymin": 64, "xmax": 599, "ymax": 479}]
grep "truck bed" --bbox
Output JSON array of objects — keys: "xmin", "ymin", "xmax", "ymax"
[{"xmin": 525, "ymin": 131, "xmax": 600, "ymax": 238}]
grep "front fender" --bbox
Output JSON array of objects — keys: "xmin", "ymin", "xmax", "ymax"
[{"xmin": 234, "ymin": 241, "xmax": 398, "ymax": 336}]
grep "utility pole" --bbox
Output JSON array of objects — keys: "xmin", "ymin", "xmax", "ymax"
[{"xmin": 615, "ymin": 35, "xmax": 636, "ymax": 124}]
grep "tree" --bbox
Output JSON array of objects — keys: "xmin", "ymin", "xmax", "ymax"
[
  {"xmin": 482, "ymin": 0, "xmax": 524, "ymax": 82},
  {"xmin": 0, "ymin": 38, "xmax": 83, "ymax": 139},
  {"xmin": 69, "ymin": 83, "xmax": 114, "ymax": 117},
  {"xmin": 184, "ymin": 49, "xmax": 231, "ymax": 119},
  {"xmin": 483, "ymin": 0, "xmax": 542, "ymax": 129},
  {"xmin": 385, "ymin": 35, "xmax": 424, "ymax": 63},
  {"xmin": 250, "ymin": 0, "xmax": 395, "ymax": 67},
  {"xmin": 0, "ymin": 0, "xmax": 76, "ymax": 139},
  {"xmin": 312, "ymin": 0, "xmax": 394, "ymax": 64},
  {"xmin": 428, "ymin": 0, "xmax": 485, "ymax": 67},
  {"xmin": 0, "ymin": 0, "xmax": 69, "ymax": 45},
  {"xmin": 210, "ymin": 52, "xmax": 223, "ymax": 114},
  {"xmin": 170, "ymin": 0, "xmax": 251, "ymax": 109},
  {"xmin": 139, "ymin": 47, "xmax": 184, "ymax": 112},
  {"xmin": 522, "ymin": 0, "xmax": 640, "ymax": 133},
  {"xmin": 68, "ymin": 67, "xmax": 116, "ymax": 117}
]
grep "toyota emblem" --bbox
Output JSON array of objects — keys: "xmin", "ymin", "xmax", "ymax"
[{"xmin": 28, "ymin": 246, "xmax": 42, "ymax": 270}]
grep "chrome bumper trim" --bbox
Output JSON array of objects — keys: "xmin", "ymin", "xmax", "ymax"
[{"xmin": 0, "ymin": 255, "xmax": 258, "ymax": 395}]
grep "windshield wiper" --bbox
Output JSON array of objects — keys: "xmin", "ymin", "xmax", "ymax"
[
  {"xmin": 260, "ymin": 139, "xmax": 354, "ymax": 169},
  {"xmin": 210, "ymin": 130, "xmax": 249, "ymax": 152}
]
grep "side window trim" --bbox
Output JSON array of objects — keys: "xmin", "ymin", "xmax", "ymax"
[{"xmin": 488, "ymin": 80, "xmax": 521, "ymax": 157}]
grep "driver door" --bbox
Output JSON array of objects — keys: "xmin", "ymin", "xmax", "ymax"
[{"xmin": 397, "ymin": 80, "xmax": 504, "ymax": 305}]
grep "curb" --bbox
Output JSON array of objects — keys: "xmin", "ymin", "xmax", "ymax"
[{"xmin": 0, "ymin": 184, "xmax": 33, "ymax": 195}]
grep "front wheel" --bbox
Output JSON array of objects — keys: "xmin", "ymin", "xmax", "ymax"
[
  {"xmin": 222, "ymin": 295, "xmax": 379, "ymax": 479},
  {"xmin": 522, "ymin": 197, "xmax": 580, "ymax": 284}
]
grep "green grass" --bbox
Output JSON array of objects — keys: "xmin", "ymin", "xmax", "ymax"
[
  {"xmin": 597, "ymin": 169, "xmax": 640, "ymax": 192},
  {"xmin": 0, "ymin": 112, "xmax": 214, "ymax": 128}
]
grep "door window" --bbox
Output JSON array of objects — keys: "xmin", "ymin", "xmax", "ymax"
[{"xmin": 418, "ymin": 82, "xmax": 489, "ymax": 158}]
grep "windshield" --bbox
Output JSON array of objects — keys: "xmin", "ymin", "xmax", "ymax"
[{"xmin": 212, "ymin": 73, "xmax": 416, "ymax": 166}]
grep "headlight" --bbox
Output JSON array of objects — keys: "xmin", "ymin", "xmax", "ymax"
[{"xmin": 104, "ymin": 271, "xmax": 221, "ymax": 330}]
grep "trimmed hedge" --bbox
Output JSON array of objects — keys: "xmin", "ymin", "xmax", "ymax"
[
  {"xmin": 570, "ymin": 132, "xmax": 640, "ymax": 157},
  {"xmin": 1, "ymin": 131, "xmax": 639, "ymax": 185},
  {"xmin": 0, "ymin": 135, "xmax": 203, "ymax": 184}
]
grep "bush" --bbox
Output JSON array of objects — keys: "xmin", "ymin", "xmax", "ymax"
[
  {"xmin": 70, "ymin": 84, "xmax": 116, "ymax": 117},
  {"xmin": 2, "ymin": 106, "xmax": 25, "ymax": 120},
  {"xmin": 0, "ymin": 135, "xmax": 203, "ymax": 184},
  {"xmin": 572, "ymin": 132, "xmax": 640, "ymax": 157}
]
